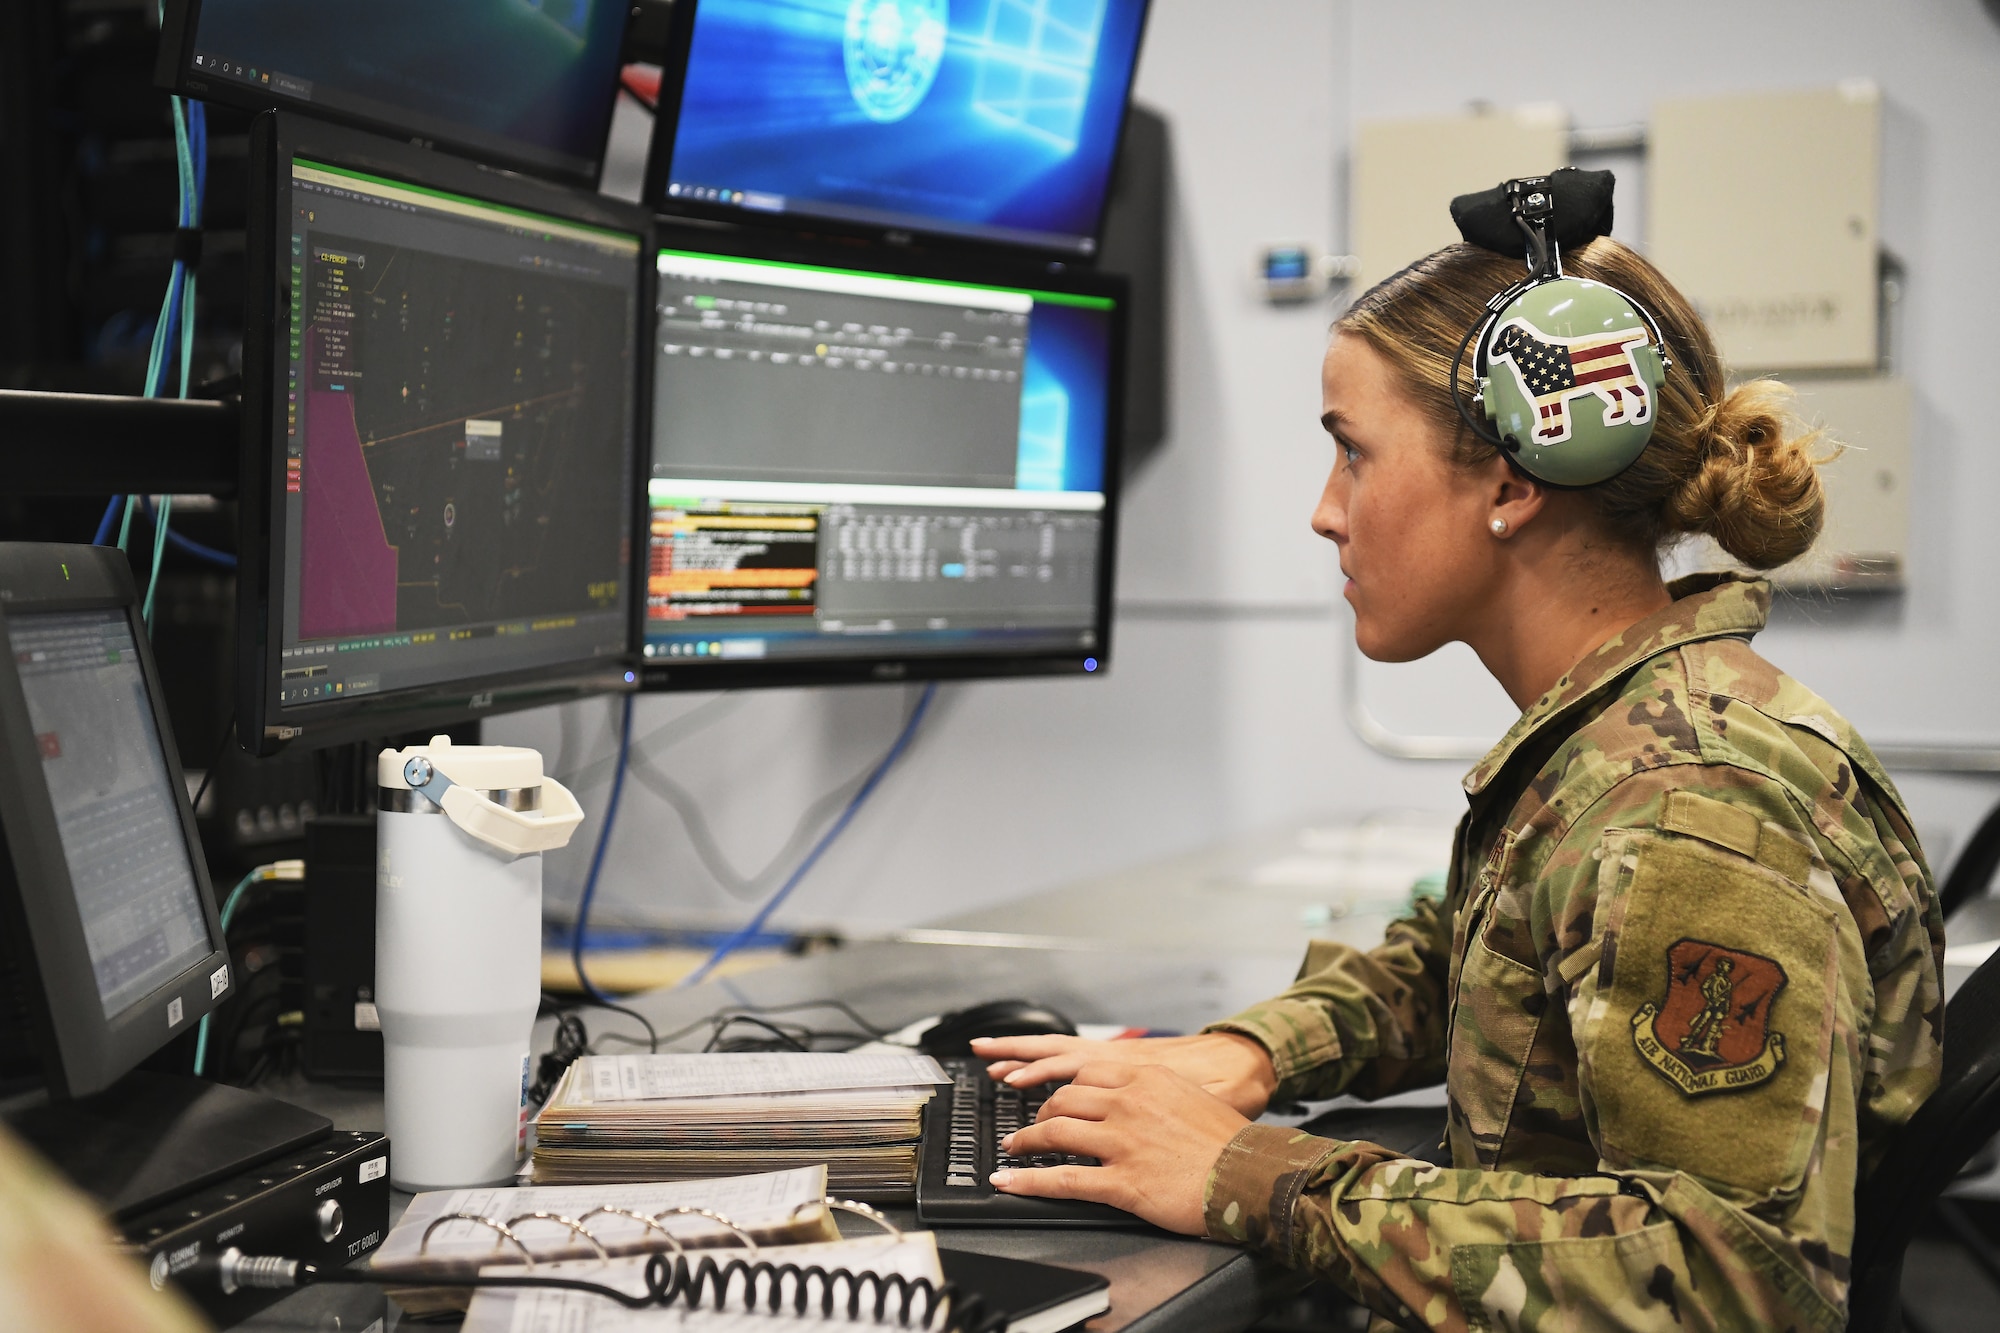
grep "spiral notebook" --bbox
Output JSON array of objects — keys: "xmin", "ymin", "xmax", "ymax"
[
  {"xmin": 370, "ymin": 1168, "xmax": 839, "ymax": 1316},
  {"xmin": 458, "ymin": 1235, "xmax": 1111, "ymax": 1333}
]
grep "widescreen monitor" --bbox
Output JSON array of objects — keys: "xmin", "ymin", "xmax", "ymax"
[
  {"xmin": 156, "ymin": 0, "xmax": 630, "ymax": 183},
  {"xmin": 0, "ymin": 545, "xmax": 233, "ymax": 1099},
  {"xmin": 239, "ymin": 115, "xmax": 647, "ymax": 755},
  {"xmin": 645, "ymin": 0, "xmax": 1153, "ymax": 257},
  {"xmin": 640, "ymin": 230, "xmax": 1125, "ymax": 689}
]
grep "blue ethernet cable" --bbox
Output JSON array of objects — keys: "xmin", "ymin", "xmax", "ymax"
[
  {"xmin": 194, "ymin": 859, "xmax": 302, "ymax": 1077},
  {"xmin": 139, "ymin": 95, "xmax": 207, "ymax": 628},
  {"xmin": 681, "ymin": 683, "xmax": 937, "ymax": 990},
  {"xmin": 569, "ymin": 694, "xmax": 637, "ymax": 1008},
  {"xmin": 139, "ymin": 496, "xmax": 237, "ymax": 569},
  {"xmin": 103, "ymin": 69, "xmax": 210, "ymax": 626}
]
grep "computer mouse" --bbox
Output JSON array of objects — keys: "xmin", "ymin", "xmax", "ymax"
[{"xmin": 916, "ymin": 999, "xmax": 1077, "ymax": 1058}]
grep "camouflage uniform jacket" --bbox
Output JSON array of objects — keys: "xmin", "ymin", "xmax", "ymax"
[{"xmin": 1202, "ymin": 573, "xmax": 1944, "ymax": 1332}]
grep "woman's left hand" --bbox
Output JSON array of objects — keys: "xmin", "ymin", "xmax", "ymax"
[{"xmin": 988, "ymin": 1062, "xmax": 1251, "ymax": 1235}]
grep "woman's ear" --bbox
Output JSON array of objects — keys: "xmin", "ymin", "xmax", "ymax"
[{"xmin": 1485, "ymin": 453, "xmax": 1548, "ymax": 538}]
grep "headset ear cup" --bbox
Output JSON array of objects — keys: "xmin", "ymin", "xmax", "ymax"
[{"xmin": 1474, "ymin": 276, "xmax": 1666, "ymax": 487}]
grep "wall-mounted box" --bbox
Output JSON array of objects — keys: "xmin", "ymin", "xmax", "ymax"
[
  {"xmin": 1350, "ymin": 106, "xmax": 1568, "ymax": 293},
  {"xmin": 1649, "ymin": 84, "xmax": 1881, "ymax": 372}
]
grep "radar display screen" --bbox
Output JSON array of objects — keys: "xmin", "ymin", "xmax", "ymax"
[{"xmin": 276, "ymin": 159, "xmax": 639, "ymax": 711}]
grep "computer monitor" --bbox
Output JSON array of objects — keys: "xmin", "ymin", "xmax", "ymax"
[
  {"xmin": 644, "ymin": 0, "xmax": 1154, "ymax": 258},
  {"xmin": 0, "ymin": 544, "xmax": 233, "ymax": 1099},
  {"xmin": 155, "ymin": 0, "xmax": 630, "ymax": 184},
  {"xmin": 238, "ymin": 114, "xmax": 648, "ymax": 756},
  {"xmin": 639, "ymin": 229, "xmax": 1125, "ymax": 689}
]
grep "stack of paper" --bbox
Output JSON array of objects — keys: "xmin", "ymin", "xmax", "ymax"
[{"xmin": 532, "ymin": 1052, "xmax": 950, "ymax": 1200}]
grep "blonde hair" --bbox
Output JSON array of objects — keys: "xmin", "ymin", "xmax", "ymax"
[{"xmin": 1335, "ymin": 239, "xmax": 1825, "ymax": 569}]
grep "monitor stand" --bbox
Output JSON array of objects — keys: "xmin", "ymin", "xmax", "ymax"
[{"xmin": 3, "ymin": 1071, "xmax": 332, "ymax": 1221}]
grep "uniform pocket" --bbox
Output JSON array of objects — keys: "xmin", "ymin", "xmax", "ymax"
[
  {"xmin": 1449, "ymin": 922, "xmax": 1547, "ymax": 1165},
  {"xmin": 1451, "ymin": 1221, "xmax": 1694, "ymax": 1332}
]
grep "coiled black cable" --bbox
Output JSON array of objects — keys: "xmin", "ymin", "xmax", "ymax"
[{"xmin": 202, "ymin": 1249, "xmax": 1007, "ymax": 1332}]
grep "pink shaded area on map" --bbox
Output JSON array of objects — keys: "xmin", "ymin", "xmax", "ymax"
[{"xmin": 297, "ymin": 326, "xmax": 399, "ymax": 639}]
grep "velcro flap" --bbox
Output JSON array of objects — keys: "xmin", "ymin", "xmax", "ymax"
[
  {"xmin": 1557, "ymin": 938, "xmax": 1604, "ymax": 986},
  {"xmin": 1661, "ymin": 790, "xmax": 1811, "ymax": 884},
  {"xmin": 1661, "ymin": 790, "xmax": 1761, "ymax": 859}
]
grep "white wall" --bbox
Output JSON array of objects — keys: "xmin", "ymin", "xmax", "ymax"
[{"xmin": 498, "ymin": 0, "xmax": 2000, "ymax": 937}]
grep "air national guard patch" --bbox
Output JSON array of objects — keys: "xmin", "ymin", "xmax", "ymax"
[{"xmin": 1630, "ymin": 939, "xmax": 1788, "ymax": 1096}]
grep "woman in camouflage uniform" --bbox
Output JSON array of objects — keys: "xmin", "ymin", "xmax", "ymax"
[{"xmin": 976, "ymin": 237, "xmax": 1945, "ymax": 1332}]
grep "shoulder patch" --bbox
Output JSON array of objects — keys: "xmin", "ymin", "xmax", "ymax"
[
  {"xmin": 1631, "ymin": 940, "xmax": 1787, "ymax": 1096},
  {"xmin": 1587, "ymin": 831, "xmax": 1839, "ymax": 1197}
]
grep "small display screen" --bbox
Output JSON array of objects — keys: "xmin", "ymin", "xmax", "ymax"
[
  {"xmin": 184, "ymin": 0, "xmax": 628, "ymax": 180},
  {"xmin": 9, "ymin": 610, "xmax": 213, "ymax": 1019},
  {"xmin": 660, "ymin": 0, "xmax": 1151, "ymax": 254},
  {"xmin": 277, "ymin": 158, "xmax": 640, "ymax": 709},
  {"xmin": 644, "ymin": 248, "xmax": 1116, "ymax": 665}
]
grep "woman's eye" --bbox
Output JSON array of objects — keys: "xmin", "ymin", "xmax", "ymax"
[{"xmin": 1338, "ymin": 440, "xmax": 1359, "ymax": 465}]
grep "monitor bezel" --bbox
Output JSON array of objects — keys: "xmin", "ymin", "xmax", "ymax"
[
  {"xmin": 154, "ymin": 0, "xmax": 629, "ymax": 187},
  {"xmin": 0, "ymin": 544, "xmax": 232, "ymax": 1100},
  {"xmin": 640, "ymin": 0, "xmax": 1155, "ymax": 263},
  {"xmin": 239, "ymin": 112, "xmax": 648, "ymax": 758},
  {"xmin": 637, "ymin": 221, "xmax": 1127, "ymax": 694}
]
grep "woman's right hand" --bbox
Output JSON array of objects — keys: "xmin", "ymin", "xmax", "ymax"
[{"xmin": 970, "ymin": 1031, "xmax": 1280, "ymax": 1118}]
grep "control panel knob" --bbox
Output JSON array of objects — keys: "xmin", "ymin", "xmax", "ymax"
[{"xmin": 316, "ymin": 1198, "xmax": 344, "ymax": 1242}]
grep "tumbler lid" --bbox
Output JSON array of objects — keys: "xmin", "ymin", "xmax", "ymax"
[{"xmin": 378, "ymin": 735, "xmax": 544, "ymax": 792}]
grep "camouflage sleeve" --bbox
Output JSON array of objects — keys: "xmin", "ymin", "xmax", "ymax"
[
  {"xmin": 1200, "ymin": 894, "xmax": 1453, "ymax": 1103},
  {"xmin": 1204, "ymin": 763, "xmax": 1929, "ymax": 1333},
  {"xmin": 1844, "ymin": 779, "xmax": 1948, "ymax": 1177},
  {"xmin": 1205, "ymin": 1128, "xmax": 1688, "ymax": 1331}
]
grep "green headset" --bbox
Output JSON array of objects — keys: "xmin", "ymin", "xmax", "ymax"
[{"xmin": 1448, "ymin": 170, "xmax": 1672, "ymax": 487}]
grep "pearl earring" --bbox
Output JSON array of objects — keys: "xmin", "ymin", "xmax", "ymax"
[{"xmin": 1490, "ymin": 518, "xmax": 1509, "ymax": 536}]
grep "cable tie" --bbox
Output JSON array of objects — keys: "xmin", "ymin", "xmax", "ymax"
[{"xmin": 173, "ymin": 227, "xmax": 204, "ymax": 268}]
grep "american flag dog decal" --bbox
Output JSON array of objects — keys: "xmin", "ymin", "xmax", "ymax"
[{"xmin": 1487, "ymin": 319, "xmax": 1655, "ymax": 446}]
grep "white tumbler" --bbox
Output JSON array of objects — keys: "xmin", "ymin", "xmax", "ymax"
[{"xmin": 376, "ymin": 736, "xmax": 583, "ymax": 1191}]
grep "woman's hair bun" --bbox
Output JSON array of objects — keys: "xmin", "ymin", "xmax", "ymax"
[{"xmin": 1662, "ymin": 379, "xmax": 1827, "ymax": 570}]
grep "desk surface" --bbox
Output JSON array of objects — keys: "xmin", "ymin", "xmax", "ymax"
[
  {"xmin": 223, "ymin": 811, "xmax": 2000, "ymax": 1328},
  {"xmin": 229, "ymin": 814, "xmax": 1462, "ymax": 1329},
  {"xmin": 238, "ymin": 936, "xmax": 1329, "ymax": 1332}
]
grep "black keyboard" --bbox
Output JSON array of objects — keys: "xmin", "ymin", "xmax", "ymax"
[{"xmin": 915, "ymin": 1058, "xmax": 1139, "ymax": 1227}]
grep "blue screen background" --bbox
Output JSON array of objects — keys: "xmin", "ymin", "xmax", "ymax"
[
  {"xmin": 194, "ymin": 0, "xmax": 626, "ymax": 170},
  {"xmin": 670, "ymin": 0, "xmax": 1149, "ymax": 247},
  {"xmin": 1017, "ymin": 301, "xmax": 1111, "ymax": 492}
]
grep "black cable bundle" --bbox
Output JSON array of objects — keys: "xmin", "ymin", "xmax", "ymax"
[{"xmin": 527, "ymin": 1007, "xmax": 590, "ymax": 1107}]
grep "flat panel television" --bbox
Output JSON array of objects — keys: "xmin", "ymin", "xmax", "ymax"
[
  {"xmin": 0, "ymin": 545, "xmax": 232, "ymax": 1098},
  {"xmin": 239, "ymin": 115, "xmax": 647, "ymax": 754},
  {"xmin": 640, "ymin": 230, "xmax": 1125, "ymax": 689},
  {"xmin": 157, "ymin": 0, "xmax": 630, "ymax": 183},
  {"xmin": 645, "ymin": 0, "xmax": 1153, "ymax": 257}
]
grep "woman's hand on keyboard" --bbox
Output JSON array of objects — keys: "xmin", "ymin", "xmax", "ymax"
[
  {"xmin": 972, "ymin": 1032, "xmax": 1278, "ymax": 1117},
  {"xmin": 988, "ymin": 1062, "xmax": 1247, "ymax": 1234}
]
